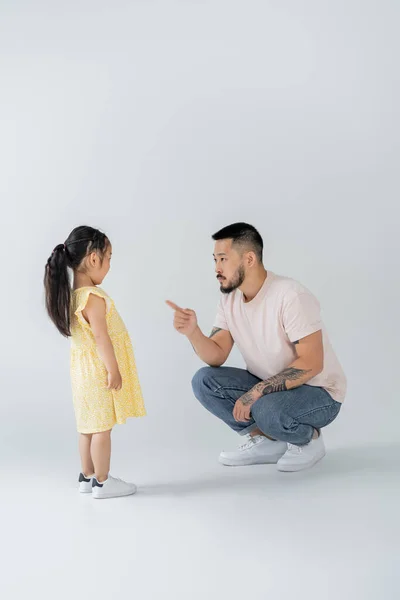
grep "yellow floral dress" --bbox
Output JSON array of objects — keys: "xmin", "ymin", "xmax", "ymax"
[{"xmin": 70, "ymin": 286, "xmax": 146, "ymax": 433}]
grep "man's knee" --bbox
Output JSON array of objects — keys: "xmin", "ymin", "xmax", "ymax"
[
  {"xmin": 251, "ymin": 398, "xmax": 292, "ymax": 436},
  {"xmin": 191, "ymin": 366, "xmax": 214, "ymax": 398},
  {"xmin": 191, "ymin": 366, "xmax": 224, "ymax": 409}
]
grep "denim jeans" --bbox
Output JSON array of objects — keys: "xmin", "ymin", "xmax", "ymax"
[{"xmin": 192, "ymin": 366, "xmax": 341, "ymax": 446}]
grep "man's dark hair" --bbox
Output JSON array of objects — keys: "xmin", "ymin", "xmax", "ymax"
[{"xmin": 212, "ymin": 222, "xmax": 263, "ymax": 263}]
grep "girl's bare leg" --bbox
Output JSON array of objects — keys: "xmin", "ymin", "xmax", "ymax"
[
  {"xmin": 91, "ymin": 430, "xmax": 111, "ymax": 482},
  {"xmin": 79, "ymin": 433, "xmax": 95, "ymax": 476}
]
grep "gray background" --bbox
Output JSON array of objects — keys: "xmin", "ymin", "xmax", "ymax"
[
  {"xmin": 1, "ymin": 0, "xmax": 398, "ymax": 465},
  {"xmin": 1, "ymin": 2, "xmax": 399, "ymax": 599}
]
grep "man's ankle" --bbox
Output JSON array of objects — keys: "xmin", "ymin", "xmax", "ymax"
[{"xmin": 249, "ymin": 428, "xmax": 263, "ymax": 438}]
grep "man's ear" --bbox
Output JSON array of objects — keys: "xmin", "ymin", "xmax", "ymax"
[{"xmin": 245, "ymin": 251, "xmax": 257, "ymax": 268}]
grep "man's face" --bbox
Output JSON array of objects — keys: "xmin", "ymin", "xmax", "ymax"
[{"xmin": 213, "ymin": 239, "xmax": 245, "ymax": 294}]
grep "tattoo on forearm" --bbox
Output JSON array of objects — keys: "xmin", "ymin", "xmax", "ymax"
[
  {"xmin": 209, "ymin": 327, "xmax": 222, "ymax": 338},
  {"xmin": 240, "ymin": 367, "xmax": 312, "ymax": 406},
  {"xmin": 257, "ymin": 367, "xmax": 311, "ymax": 396},
  {"xmin": 239, "ymin": 389, "xmax": 260, "ymax": 406}
]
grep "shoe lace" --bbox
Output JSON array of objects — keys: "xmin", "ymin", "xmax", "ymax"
[
  {"xmin": 239, "ymin": 435, "xmax": 258, "ymax": 451},
  {"xmin": 286, "ymin": 443, "xmax": 302, "ymax": 454}
]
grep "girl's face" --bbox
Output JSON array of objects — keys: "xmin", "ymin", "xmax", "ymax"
[{"xmin": 88, "ymin": 243, "xmax": 112, "ymax": 285}]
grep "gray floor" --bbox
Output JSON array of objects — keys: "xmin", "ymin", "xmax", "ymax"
[{"xmin": 2, "ymin": 443, "xmax": 398, "ymax": 600}]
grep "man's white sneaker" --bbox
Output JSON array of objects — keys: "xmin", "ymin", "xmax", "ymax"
[
  {"xmin": 219, "ymin": 434, "xmax": 287, "ymax": 466},
  {"xmin": 277, "ymin": 433, "xmax": 326, "ymax": 472},
  {"xmin": 79, "ymin": 473, "xmax": 93, "ymax": 493},
  {"xmin": 92, "ymin": 475, "xmax": 137, "ymax": 499}
]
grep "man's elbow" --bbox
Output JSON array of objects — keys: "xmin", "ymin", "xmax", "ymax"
[
  {"xmin": 207, "ymin": 353, "xmax": 228, "ymax": 368},
  {"xmin": 207, "ymin": 359, "xmax": 225, "ymax": 368}
]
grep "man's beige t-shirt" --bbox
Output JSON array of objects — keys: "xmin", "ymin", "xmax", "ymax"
[{"xmin": 214, "ymin": 272, "xmax": 347, "ymax": 402}]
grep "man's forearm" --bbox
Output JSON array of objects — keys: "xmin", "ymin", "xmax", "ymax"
[
  {"xmin": 240, "ymin": 358, "xmax": 320, "ymax": 406},
  {"xmin": 187, "ymin": 326, "xmax": 225, "ymax": 367}
]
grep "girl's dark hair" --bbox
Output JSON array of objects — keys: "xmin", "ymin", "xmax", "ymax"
[{"xmin": 44, "ymin": 226, "xmax": 109, "ymax": 337}]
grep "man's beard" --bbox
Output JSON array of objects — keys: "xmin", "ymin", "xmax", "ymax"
[{"xmin": 219, "ymin": 265, "xmax": 245, "ymax": 294}]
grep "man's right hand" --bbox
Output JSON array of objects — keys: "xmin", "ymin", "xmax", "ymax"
[{"xmin": 166, "ymin": 301, "xmax": 198, "ymax": 337}]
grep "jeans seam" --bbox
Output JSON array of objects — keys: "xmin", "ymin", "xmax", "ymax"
[
  {"xmin": 295, "ymin": 403, "xmax": 340, "ymax": 421},
  {"xmin": 213, "ymin": 385, "xmax": 251, "ymax": 395}
]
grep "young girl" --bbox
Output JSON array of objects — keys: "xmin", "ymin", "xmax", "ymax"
[{"xmin": 44, "ymin": 226, "xmax": 146, "ymax": 499}]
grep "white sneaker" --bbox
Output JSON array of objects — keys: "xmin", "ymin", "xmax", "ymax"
[
  {"xmin": 277, "ymin": 433, "xmax": 326, "ymax": 472},
  {"xmin": 92, "ymin": 475, "xmax": 137, "ymax": 499},
  {"xmin": 219, "ymin": 434, "xmax": 287, "ymax": 466},
  {"xmin": 79, "ymin": 473, "xmax": 93, "ymax": 493}
]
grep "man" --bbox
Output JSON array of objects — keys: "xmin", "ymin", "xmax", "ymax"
[{"xmin": 167, "ymin": 223, "xmax": 346, "ymax": 472}]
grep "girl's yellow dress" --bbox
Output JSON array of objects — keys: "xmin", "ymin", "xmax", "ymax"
[{"xmin": 70, "ymin": 286, "xmax": 146, "ymax": 433}]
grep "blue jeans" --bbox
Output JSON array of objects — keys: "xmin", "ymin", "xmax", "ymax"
[{"xmin": 192, "ymin": 366, "xmax": 341, "ymax": 446}]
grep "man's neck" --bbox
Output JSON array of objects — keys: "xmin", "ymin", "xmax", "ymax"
[{"xmin": 240, "ymin": 268, "xmax": 268, "ymax": 302}]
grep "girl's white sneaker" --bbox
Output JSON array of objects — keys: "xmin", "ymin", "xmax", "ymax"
[
  {"xmin": 79, "ymin": 473, "xmax": 93, "ymax": 493},
  {"xmin": 92, "ymin": 475, "xmax": 137, "ymax": 499}
]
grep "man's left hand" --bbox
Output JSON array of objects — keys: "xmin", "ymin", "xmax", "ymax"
[{"xmin": 233, "ymin": 388, "xmax": 261, "ymax": 422}]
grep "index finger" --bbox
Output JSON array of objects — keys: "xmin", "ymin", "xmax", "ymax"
[{"xmin": 165, "ymin": 300, "xmax": 185, "ymax": 313}]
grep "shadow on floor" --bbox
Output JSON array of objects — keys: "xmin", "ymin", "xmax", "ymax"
[{"xmin": 138, "ymin": 444, "xmax": 400, "ymax": 497}]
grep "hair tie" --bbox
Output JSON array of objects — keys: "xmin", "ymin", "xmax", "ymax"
[{"xmin": 52, "ymin": 244, "xmax": 65, "ymax": 255}]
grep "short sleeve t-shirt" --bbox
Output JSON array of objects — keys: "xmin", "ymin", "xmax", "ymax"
[{"xmin": 214, "ymin": 272, "xmax": 347, "ymax": 402}]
